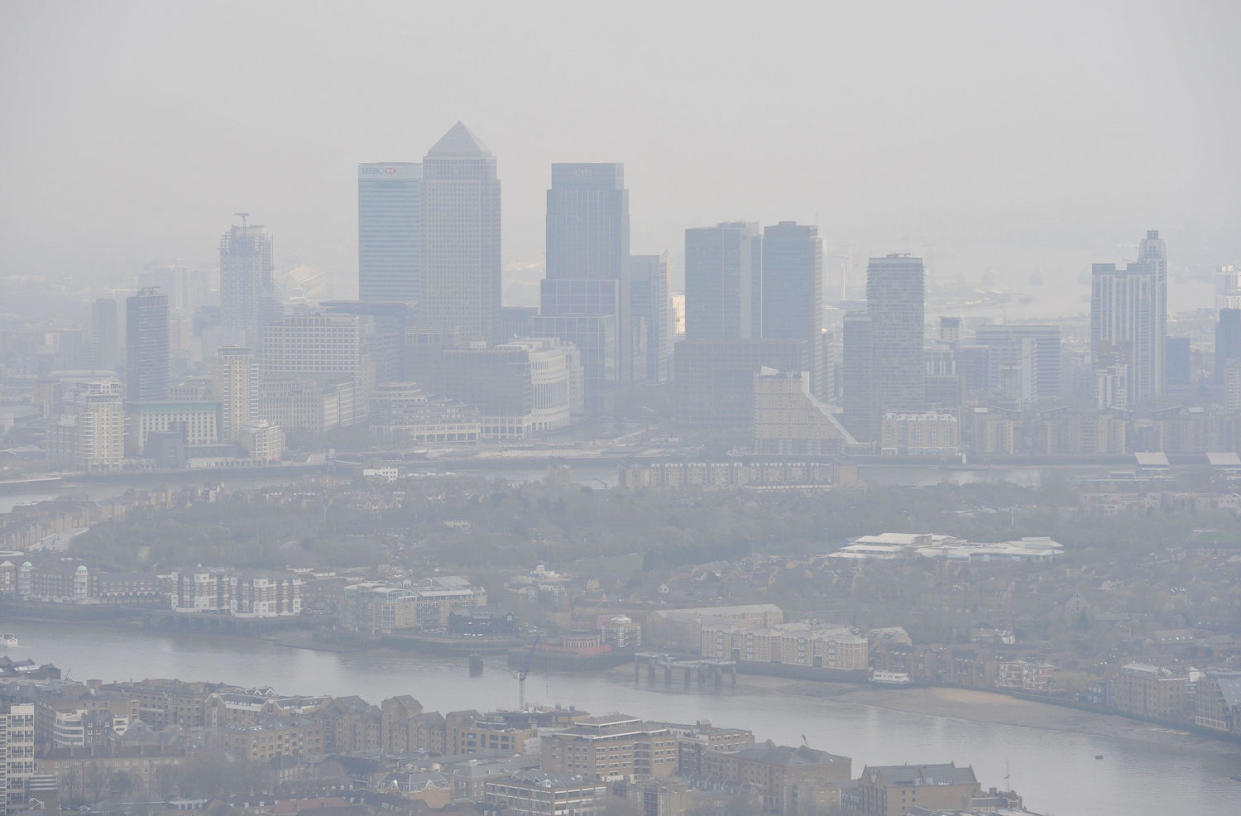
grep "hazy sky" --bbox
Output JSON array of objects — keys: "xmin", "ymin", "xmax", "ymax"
[{"xmin": 2, "ymin": 0, "xmax": 1239, "ymax": 303}]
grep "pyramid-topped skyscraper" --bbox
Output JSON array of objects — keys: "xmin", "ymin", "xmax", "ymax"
[{"xmin": 420, "ymin": 122, "xmax": 501, "ymax": 343}]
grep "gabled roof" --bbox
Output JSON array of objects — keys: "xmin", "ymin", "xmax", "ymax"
[{"xmin": 427, "ymin": 122, "xmax": 491, "ymax": 157}]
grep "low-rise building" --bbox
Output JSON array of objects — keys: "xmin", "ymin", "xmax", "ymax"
[
  {"xmin": 485, "ymin": 770, "xmax": 608, "ymax": 816},
  {"xmin": 540, "ymin": 715, "xmax": 678, "ymax": 781},
  {"xmin": 853, "ymin": 763, "xmax": 981, "ymax": 816},
  {"xmin": 705, "ymin": 742, "xmax": 851, "ymax": 815}
]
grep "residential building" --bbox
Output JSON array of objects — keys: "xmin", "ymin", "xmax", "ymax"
[
  {"xmin": 848, "ymin": 254, "xmax": 925, "ymax": 442},
  {"xmin": 540, "ymin": 715, "xmax": 677, "ymax": 780},
  {"xmin": 753, "ymin": 369, "xmax": 856, "ymax": 455},
  {"xmin": 169, "ymin": 570, "xmax": 302, "ymax": 617},
  {"xmin": 1092, "ymin": 231, "xmax": 1167, "ymax": 404},
  {"xmin": 854, "ymin": 763, "xmax": 981, "ymax": 816},
  {"xmin": 212, "ymin": 346, "xmax": 259, "ymax": 442},
  {"xmin": 704, "ymin": 742, "xmax": 850, "ymax": 815},
  {"xmin": 1, "ymin": 704, "xmax": 34, "ymax": 812},
  {"xmin": 485, "ymin": 771, "xmax": 607, "ymax": 816},
  {"xmin": 239, "ymin": 420, "xmax": 284, "ymax": 462},
  {"xmin": 699, "ymin": 621, "xmax": 868, "ymax": 671},
  {"xmin": 358, "ymin": 162, "xmax": 422, "ymax": 304},
  {"xmin": 126, "ymin": 401, "xmax": 220, "ymax": 454},
  {"xmin": 1111, "ymin": 663, "xmax": 1187, "ymax": 720},
  {"xmin": 420, "ymin": 122, "xmax": 502, "ymax": 343},
  {"xmin": 1194, "ymin": 672, "xmax": 1241, "ymax": 736},
  {"xmin": 126, "ymin": 287, "xmax": 169, "ymax": 402},
  {"xmin": 880, "ymin": 412, "xmax": 960, "ymax": 456}
]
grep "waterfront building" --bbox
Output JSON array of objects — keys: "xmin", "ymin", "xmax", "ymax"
[
  {"xmin": 126, "ymin": 401, "xmax": 220, "ymax": 454},
  {"xmin": 125, "ymin": 287, "xmax": 169, "ymax": 402},
  {"xmin": 358, "ymin": 162, "xmax": 422, "ymax": 304},
  {"xmin": 420, "ymin": 122, "xmax": 502, "ymax": 343},
  {"xmin": 880, "ymin": 411, "xmax": 960, "ymax": 456},
  {"xmin": 853, "ymin": 763, "xmax": 981, "ymax": 816},
  {"xmin": 1111, "ymin": 663, "xmax": 1187, "ymax": 720},
  {"xmin": 698, "ymin": 621, "xmax": 868, "ymax": 670},
  {"xmin": 169, "ymin": 570, "xmax": 302, "ymax": 618},
  {"xmin": 540, "ymin": 714, "xmax": 677, "ymax": 780}
]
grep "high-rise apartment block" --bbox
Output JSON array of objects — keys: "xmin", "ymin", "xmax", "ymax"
[
  {"xmin": 125, "ymin": 287, "xmax": 169, "ymax": 402},
  {"xmin": 213, "ymin": 346, "xmax": 259, "ymax": 443},
  {"xmin": 358, "ymin": 162, "xmax": 421, "ymax": 303},
  {"xmin": 843, "ymin": 255, "xmax": 925, "ymax": 441},
  {"xmin": 1091, "ymin": 230, "xmax": 1167, "ymax": 406},
  {"xmin": 420, "ymin": 122, "xmax": 501, "ymax": 343},
  {"xmin": 220, "ymin": 216, "xmax": 278, "ymax": 348}
]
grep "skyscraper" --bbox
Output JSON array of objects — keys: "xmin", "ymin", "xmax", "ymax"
[
  {"xmin": 91, "ymin": 297, "xmax": 119, "ymax": 371},
  {"xmin": 761, "ymin": 221, "xmax": 824, "ymax": 398},
  {"xmin": 539, "ymin": 163, "xmax": 632, "ymax": 404},
  {"xmin": 1091, "ymin": 233, "xmax": 1167, "ymax": 406},
  {"xmin": 420, "ymin": 122, "xmax": 501, "ymax": 343},
  {"xmin": 1216, "ymin": 308, "xmax": 1241, "ymax": 384},
  {"xmin": 1139, "ymin": 229, "xmax": 1168, "ymax": 394},
  {"xmin": 629, "ymin": 252, "xmax": 672, "ymax": 385},
  {"xmin": 213, "ymin": 346, "xmax": 259, "ymax": 443},
  {"xmin": 843, "ymin": 255, "xmax": 925, "ymax": 441},
  {"xmin": 125, "ymin": 287, "xmax": 169, "ymax": 402},
  {"xmin": 220, "ymin": 215, "xmax": 277, "ymax": 348},
  {"xmin": 358, "ymin": 162, "xmax": 421, "ymax": 303},
  {"xmin": 684, "ymin": 222, "xmax": 761, "ymax": 342}
]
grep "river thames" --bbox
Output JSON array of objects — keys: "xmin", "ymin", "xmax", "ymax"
[{"xmin": 4, "ymin": 621, "xmax": 1238, "ymax": 815}]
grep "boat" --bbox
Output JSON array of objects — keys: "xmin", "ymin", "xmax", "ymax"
[
  {"xmin": 869, "ymin": 670, "xmax": 912, "ymax": 687},
  {"xmin": 1095, "ymin": 754, "xmax": 1104, "ymax": 760},
  {"xmin": 468, "ymin": 653, "xmax": 484, "ymax": 676},
  {"xmin": 0, "ymin": 634, "xmax": 18, "ymax": 648}
]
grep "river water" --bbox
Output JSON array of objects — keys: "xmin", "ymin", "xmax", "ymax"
[{"xmin": 3, "ymin": 621, "xmax": 1236, "ymax": 815}]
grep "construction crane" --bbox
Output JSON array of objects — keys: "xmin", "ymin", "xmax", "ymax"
[{"xmin": 518, "ymin": 634, "xmax": 541, "ymax": 710}]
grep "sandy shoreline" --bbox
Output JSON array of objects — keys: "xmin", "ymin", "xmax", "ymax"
[{"xmin": 603, "ymin": 664, "xmax": 1241, "ymax": 762}]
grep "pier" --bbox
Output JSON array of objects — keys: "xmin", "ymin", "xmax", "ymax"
[{"xmin": 633, "ymin": 652, "xmax": 736, "ymax": 691}]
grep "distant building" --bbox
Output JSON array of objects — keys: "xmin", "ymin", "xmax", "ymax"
[
  {"xmin": 753, "ymin": 369, "xmax": 856, "ymax": 455},
  {"xmin": 239, "ymin": 421, "xmax": 284, "ymax": 462},
  {"xmin": 972, "ymin": 325, "xmax": 1061, "ymax": 404},
  {"xmin": 629, "ymin": 252, "xmax": 673, "ymax": 385},
  {"xmin": 91, "ymin": 297, "xmax": 120, "ymax": 371},
  {"xmin": 126, "ymin": 401, "xmax": 220, "ymax": 454},
  {"xmin": 219, "ymin": 215, "xmax": 278, "ymax": 348},
  {"xmin": 420, "ymin": 122, "xmax": 502, "ymax": 343},
  {"xmin": 542, "ymin": 162, "xmax": 631, "ymax": 400},
  {"xmin": 685, "ymin": 222, "xmax": 761, "ymax": 341},
  {"xmin": 169, "ymin": 570, "xmax": 302, "ymax": 618},
  {"xmin": 485, "ymin": 771, "xmax": 607, "ymax": 816},
  {"xmin": 126, "ymin": 287, "xmax": 169, "ymax": 402},
  {"xmin": 1215, "ymin": 309, "xmax": 1241, "ymax": 384},
  {"xmin": 212, "ymin": 346, "xmax": 258, "ymax": 443},
  {"xmin": 358, "ymin": 162, "xmax": 422, "ymax": 304},
  {"xmin": 762, "ymin": 222, "xmax": 826, "ymax": 399},
  {"xmin": 880, "ymin": 411, "xmax": 959, "ymax": 456},
  {"xmin": 1111, "ymin": 663, "xmax": 1187, "ymax": 720},
  {"xmin": 674, "ymin": 339, "xmax": 809, "ymax": 441},
  {"xmin": 540, "ymin": 715, "xmax": 677, "ymax": 780},
  {"xmin": 1091, "ymin": 231, "xmax": 1167, "ymax": 404},
  {"xmin": 853, "ymin": 763, "xmax": 981, "ymax": 816}
]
